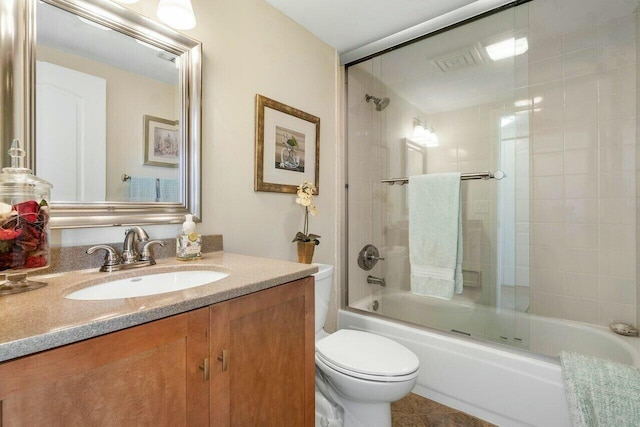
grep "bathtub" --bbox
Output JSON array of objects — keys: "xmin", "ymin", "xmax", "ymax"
[{"xmin": 342, "ymin": 290, "xmax": 640, "ymax": 427}]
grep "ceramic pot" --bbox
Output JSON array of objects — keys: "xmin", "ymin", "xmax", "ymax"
[{"xmin": 297, "ymin": 241, "xmax": 315, "ymax": 264}]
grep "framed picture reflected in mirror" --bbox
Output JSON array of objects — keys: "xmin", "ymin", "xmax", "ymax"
[{"xmin": 144, "ymin": 115, "xmax": 179, "ymax": 168}]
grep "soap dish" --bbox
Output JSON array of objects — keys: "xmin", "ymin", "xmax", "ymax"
[{"xmin": 609, "ymin": 322, "xmax": 639, "ymax": 337}]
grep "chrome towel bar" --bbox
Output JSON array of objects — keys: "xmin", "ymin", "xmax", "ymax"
[{"xmin": 381, "ymin": 170, "xmax": 505, "ymax": 185}]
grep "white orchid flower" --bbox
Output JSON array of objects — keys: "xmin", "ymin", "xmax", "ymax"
[{"xmin": 293, "ymin": 181, "xmax": 320, "ymax": 249}]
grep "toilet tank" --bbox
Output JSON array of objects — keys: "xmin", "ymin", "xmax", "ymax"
[{"xmin": 313, "ymin": 264, "xmax": 334, "ymax": 334}]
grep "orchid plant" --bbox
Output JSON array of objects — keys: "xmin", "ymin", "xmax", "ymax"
[{"xmin": 292, "ymin": 181, "xmax": 320, "ymax": 245}]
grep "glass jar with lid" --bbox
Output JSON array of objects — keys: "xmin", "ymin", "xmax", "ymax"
[{"xmin": 0, "ymin": 140, "xmax": 52, "ymax": 294}]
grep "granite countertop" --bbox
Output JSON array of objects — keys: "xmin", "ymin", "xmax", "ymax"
[{"xmin": 0, "ymin": 252, "xmax": 318, "ymax": 363}]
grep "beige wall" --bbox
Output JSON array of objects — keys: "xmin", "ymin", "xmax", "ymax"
[
  {"xmin": 37, "ymin": 46, "xmax": 179, "ymax": 201},
  {"xmin": 41, "ymin": 0, "xmax": 340, "ymax": 332},
  {"xmin": 46, "ymin": 0, "xmax": 342, "ymax": 329},
  {"xmin": 52, "ymin": 0, "xmax": 340, "ymax": 274}
]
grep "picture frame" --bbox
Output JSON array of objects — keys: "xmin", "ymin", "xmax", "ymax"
[
  {"xmin": 143, "ymin": 115, "xmax": 179, "ymax": 168},
  {"xmin": 255, "ymin": 95, "xmax": 320, "ymax": 194}
]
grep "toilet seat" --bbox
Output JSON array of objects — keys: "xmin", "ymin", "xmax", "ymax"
[
  {"xmin": 316, "ymin": 353, "xmax": 419, "ymax": 383},
  {"xmin": 316, "ymin": 329, "xmax": 419, "ymax": 382}
]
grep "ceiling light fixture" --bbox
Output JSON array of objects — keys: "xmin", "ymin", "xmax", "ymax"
[
  {"xmin": 157, "ymin": 0, "xmax": 196, "ymax": 30},
  {"xmin": 114, "ymin": 0, "xmax": 139, "ymax": 3},
  {"xmin": 485, "ymin": 37, "xmax": 528, "ymax": 61},
  {"xmin": 412, "ymin": 118, "xmax": 439, "ymax": 147}
]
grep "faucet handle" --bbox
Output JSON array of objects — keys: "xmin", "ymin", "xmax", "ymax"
[
  {"xmin": 87, "ymin": 245, "xmax": 122, "ymax": 270},
  {"xmin": 139, "ymin": 240, "xmax": 165, "ymax": 263}
]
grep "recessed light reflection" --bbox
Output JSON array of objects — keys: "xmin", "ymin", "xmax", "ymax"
[
  {"xmin": 485, "ymin": 37, "xmax": 528, "ymax": 61},
  {"xmin": 501, "ymin": 115, "xmax": 515, "ymax": 127},
  {"xmin": 514, "ymin": 96, "xmax": 542, "ymax": 108}
]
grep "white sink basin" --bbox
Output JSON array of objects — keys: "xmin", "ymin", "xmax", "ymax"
[{"xmin": 66, "ymin": 270, "xmax": 228, "ymax": 300}]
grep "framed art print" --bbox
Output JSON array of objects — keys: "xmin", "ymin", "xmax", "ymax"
[{"xmin": 254, "ymin": 95, "xmax": 320, "ymax": 194}]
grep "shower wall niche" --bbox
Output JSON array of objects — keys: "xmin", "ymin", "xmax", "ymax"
[{"xmin": 345, "ymin": 0, "xmax": 640, "ymax": 354}]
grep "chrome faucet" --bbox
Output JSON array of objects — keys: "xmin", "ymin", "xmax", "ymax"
[
  {"xmin": 87, "ymin": 226, "xmax": 165, "ymax": 272},
  {"xmin": 367, "ymin": 275, "xmax": 386, "ymax": 287},
  {"xmin": 122, "ymin": 226, "xmax": 150, "ymax": 264}
]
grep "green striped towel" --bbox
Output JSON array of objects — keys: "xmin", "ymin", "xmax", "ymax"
[{"xmin": 560, "ymin": 351, "xmax": 640, "ymax": 427}]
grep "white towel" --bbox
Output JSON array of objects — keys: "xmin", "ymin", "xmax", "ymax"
[
  {"xmin": 159, "ymin": 178, "xmax": 179, "ymax": 202},
  {"xmin": 409, "ymin": 173, "xmax": 463, "ymax": 299},
  {"xmin": 129, "ymin": 176, "xmax": 157, "ymax": 202}
]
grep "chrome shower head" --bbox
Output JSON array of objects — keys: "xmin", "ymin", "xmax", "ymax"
[{"xmin": 365, "ymin": 94, "xmax": 390, "ymax": 111}]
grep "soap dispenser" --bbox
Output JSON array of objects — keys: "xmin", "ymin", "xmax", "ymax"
[{"xmin": 176, "ymin": 214, "xmax": 201, "ymax": 260}]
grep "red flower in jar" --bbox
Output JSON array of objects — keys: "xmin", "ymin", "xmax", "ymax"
[
  {"xmin": 0, "ymin": 200, "xmax": 50, "ymax": 271},
  {"xmin": 25, "ymin": 256, "xmax": 47, "ymax": 268},
  {"xmin": 13, "ymin": 201, "xmax": 40, "ymax": 223},
  {"xmin": 0, "ymin": 227, "xmax": 22, "ymax": 241}
]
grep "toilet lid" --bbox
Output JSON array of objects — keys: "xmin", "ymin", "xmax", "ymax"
[{"xmin": 315, "ymin": 329, "xmax": 419, "ymax": 378}]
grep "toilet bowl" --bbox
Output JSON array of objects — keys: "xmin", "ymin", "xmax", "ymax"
[{"xmin": 313, "ymin": 264, "xmax": 419, "ymax": 427}]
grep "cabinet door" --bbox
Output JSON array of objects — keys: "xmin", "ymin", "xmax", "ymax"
[
  {"xmin": 0, "ymin": 308, "xmax": 209, "ymax": 426},
  {"xmin": 210, "ymin": 277, "xmax": 314, "ymax": 427}
]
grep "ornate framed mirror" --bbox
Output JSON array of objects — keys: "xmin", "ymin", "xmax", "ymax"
[{"xmin": 17, "ymin": 0, "xmax": 202, "ymax": 228}]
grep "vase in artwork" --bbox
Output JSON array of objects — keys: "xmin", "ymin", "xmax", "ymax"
[{"xmin": 280, "ymin": 146, "xmax": 300, "ymax": 170}]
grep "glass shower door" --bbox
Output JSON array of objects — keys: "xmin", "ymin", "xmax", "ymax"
[{"xmin": 345, "ymin": 3, "xmax": 529, "ymax": 349}]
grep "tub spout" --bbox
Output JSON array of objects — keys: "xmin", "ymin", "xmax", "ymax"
[{"xmin": 367, "ymin": 275, "xmax": 386, "ymax": 287}]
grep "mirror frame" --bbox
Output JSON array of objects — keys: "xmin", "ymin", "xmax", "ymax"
[{"xmin": 26, "ymin": 0, "xmax": 202, "ymax": 228}]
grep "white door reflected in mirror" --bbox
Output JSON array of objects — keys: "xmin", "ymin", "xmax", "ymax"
[
  {"xmin": 35, "ymin": 0, "xmax": 180, "ymax": 204},
  {"xmin": 36, "ymin": 61, "xmax": 106, "ymax": 202}
]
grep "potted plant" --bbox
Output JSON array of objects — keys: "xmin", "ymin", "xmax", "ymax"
[{"xmin": 292, "ymin": 181, "xmax": 320, "ymax": 263}]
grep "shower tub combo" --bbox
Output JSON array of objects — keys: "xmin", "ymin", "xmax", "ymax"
[
  {"xmin": 344, "ymin": 0, "xmax": 640, "ymax": 424},
  {"xmin": 343, "ymin": 291, "xmax": 640, "ymax": 427}
]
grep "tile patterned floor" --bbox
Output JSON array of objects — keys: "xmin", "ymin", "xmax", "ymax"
[{"xmin": 391, "ymin": 393, "xmax": 496, "ymax": 427}]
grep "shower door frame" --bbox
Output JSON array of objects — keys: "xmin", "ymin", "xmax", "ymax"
[{"xmin": 342, "ymin": 0, "xmax": 531, "ymax": 321}]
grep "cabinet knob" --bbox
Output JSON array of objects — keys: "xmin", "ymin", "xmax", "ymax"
[{"xmin": 217, "ymin": 349, "xmax": 228, "ymax": 372}]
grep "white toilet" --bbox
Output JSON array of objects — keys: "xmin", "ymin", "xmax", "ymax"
[{"xmin": 313, "ymin": 264, "xmax": 419, "ymax": 427}]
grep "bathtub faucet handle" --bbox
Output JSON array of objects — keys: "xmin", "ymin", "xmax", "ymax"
[{"xmin": 358, "ymin": 244, "xmax": 384, "ymax": 270}]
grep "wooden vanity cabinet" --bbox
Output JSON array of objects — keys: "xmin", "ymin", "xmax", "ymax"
[
  {"xmin": 0, "ymin": 277, "xmax": 314, "ymax": 426},
  {"xmin": 0, "ymin": 307, "xmax": 210, "ymax": 426},
  {"xmin": 209, "ymin": 276, "xmax": 315, "ymax": 427}
]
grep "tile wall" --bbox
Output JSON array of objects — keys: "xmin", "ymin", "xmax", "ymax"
[
  {"xmin": 347, "ymin": 60, "xmax": 425, "ymax": 305},
  {"xmin": 423, "ymin": 104, "xmax": 502, "ymax": 307},
  {"xmin": 346, "ymin": 60, "xmax": 388, "ymax": 305},
  {"xmin": 527, "ymin": 0, "xmax": 638, "ymax": 327},
  {"xmin": 347, "ymin": 0, "xmax": 640, "ymax": 330}
]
